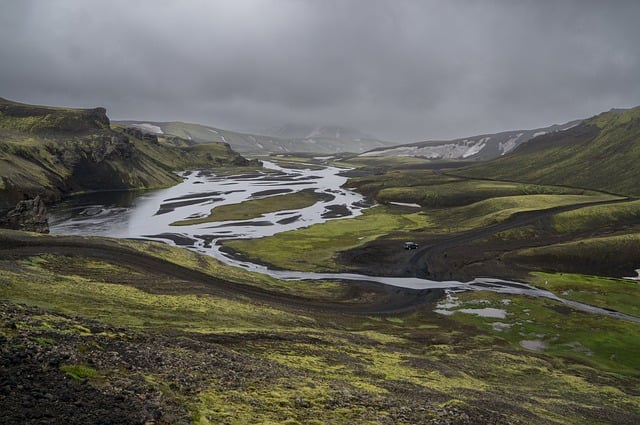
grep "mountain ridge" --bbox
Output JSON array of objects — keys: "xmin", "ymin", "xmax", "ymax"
[
  {"xmin": 359, "ymin": 118, "xmax": 584, "ymax": 161},
  {"xmin": 115, "ymin": 120, "xmax": 393, "ymax": 155}
]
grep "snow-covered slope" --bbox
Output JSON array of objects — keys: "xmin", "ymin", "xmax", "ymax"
[{"xmin": 360, "ymin": 120, "xmax": 582, "ymax": 161}]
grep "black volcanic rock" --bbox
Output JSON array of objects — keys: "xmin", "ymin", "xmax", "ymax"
[
  {"xmin": 122, "ymin": 126, "xmax": 159, "ymax": 144},
  {"xmin": 0, "ymin": 195, "xmax": 49, "ymax": 233}
]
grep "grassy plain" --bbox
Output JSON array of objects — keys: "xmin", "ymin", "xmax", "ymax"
[
  {"xmin": 223, "ymin": 205, "xmax": 430, "ymax": 271},
  {"xmin": 346, "ymin": 167, "xmax": 605, "ymax": 207},
  {"xmin": 223, "ymin": 189, "xmax": 619, "ymax": 272},
  {"xmin": 507, "ymin": 233, "xmax": 640, "ymax": 276},
  {"xmin": 551, "ymin": 199, "xmax": 640, "ymax": 233},
  {"xmin": 437, "ymin": 289, "xmax": 640, "ymax": 374},
  {"xmin": 430, "ymin": 194, "xmax": 618, "ymax": 232}
]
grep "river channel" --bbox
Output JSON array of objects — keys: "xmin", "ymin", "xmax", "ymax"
[{"xmin": 49, "ymin": 161, "xmax": 639, "ymax": 322}]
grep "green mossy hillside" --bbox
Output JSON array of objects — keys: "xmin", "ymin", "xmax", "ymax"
[
  {"xmin": 0, "ymin": 98, "xmax": 258, "ymax": 208},
  {"xmin": 456, "ymin": 106, "xmax": 640, "ymax": 196},
  {"xmin": 346, "ymin": 168, "xmax": 599, "ymax": 208},
  {"xmin": 0, "ymin": 97, "xmax": 110, "ymax": 133}
]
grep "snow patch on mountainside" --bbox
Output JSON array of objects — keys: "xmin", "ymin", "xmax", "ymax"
[
  {"xmin": 359, "ymin": 118, "xmax": 584, "ymax": 161},
  {"xmin": 131, "ymin": 123, "xmax": 163, "ymax": 134},
  {"xmin": 499, "ymin": 133, "xmax": 523, "ymax": 155},
  {"xmin": 463, "ymin": 137, "xmax": 488, "ymax": 158},
  {"xmin": 360, "ymin": 138, "xmax": 489, "ymax": 159}
]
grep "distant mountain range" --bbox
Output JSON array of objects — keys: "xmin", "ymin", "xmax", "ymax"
[
  {"xmin": 114, "ymin": 121, "xmax": 392, "ymax": 155},
  {"xmin": 359, "ymin": 120, "xmax": 583, "ymax": 161},
  {"xmin": 4, "ymin": 95, "xmax": 638, "ymax": 204}
]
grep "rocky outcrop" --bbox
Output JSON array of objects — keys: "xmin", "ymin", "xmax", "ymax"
[
  {"xmin": 122, "ymin": 127, "xmax": 159, "ymax": 145},
  {"xmin": 60, "ymin": 132, "xmax": 136, "ymax": 166},
  {"xmin": 0, "ymin": 98, "xmax": 110, "ymax": 133},
  {"xmin": 0, "ymin": 196, "xmax": 49, "ymax": 233}
]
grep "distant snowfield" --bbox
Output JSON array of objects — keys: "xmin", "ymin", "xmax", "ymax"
[
  {"xmin": 360, "ymin": 138, "xmax": 491, "ymax": 159},
  {"xmin": 132, "ymin": 123, "xmax": 164, "ymax": 134}
]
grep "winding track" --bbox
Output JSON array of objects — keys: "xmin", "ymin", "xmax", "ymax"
[
  {"xmin": 407, "ymin": 196, "xmax": 636, "ymax": 274},
  {"xmin": 0, "ymin": 230, "xmax": 440, "ymax": 315}
]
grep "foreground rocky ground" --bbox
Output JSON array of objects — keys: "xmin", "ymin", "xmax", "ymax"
[
  {"xmin": 1, "ymin": 229, "xmax": 639, "ymax": 424},
  {"xmin": 0, "ymin": 302, "xmax": 187, "ymax": 424},
  {"xmin": 1, "ymin": 301, "xmax": 495, "ymax": 425}
]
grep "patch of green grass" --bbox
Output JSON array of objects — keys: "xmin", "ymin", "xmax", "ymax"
[
  {"xmin": 508, "ymin": 233, "xmax": 640, "ymax": 275},
  {"xmin": 494, "ymin": 225, "xmax": 540, "ymax": 241},
  {"xmin": 60, "ymin": 364, "xmax": 98, "ymax": 380},
  {"xmin": 1, "ymin": 255, "xmax": 315, "ymax": 333},
  {"xmin": 2, "ymin": 233, "xmax": 351, "ymax": 302},
  {"xmin": 222, "ymin": 205, "xmax": 429, "ymax": 271},
  {"xmin": 346, "ymin": 169, "xmax": 462, "ymax": 199},
  {"xmin": 171, "ymin": 190, "xmax": 319, "ymax": 225},
  {"xmin": 267, "ymin": 156, "xmax": 326, "ymax": 170},
  {"xmin": 33, "ymin": 337, "xmax": 56, "ymax": 345},
  {"xmin": 191, "ymin": 378, "xmax": 382, "ymax": 425},
  {"xmin": 528, "ymin": 272, "xmax": 640, "ymax": 317},
  {"xmin": 437, "ymin": 290, "xmax": 640, "ymax": 375},
  {"xmin": 335, "ymin": 155, "xmax": 437, "ymax": 170},
  {"xmin": 551, "ymin": 199, "xmax": 640, "ymax": 233},
  {"xmin": 431, "ymin": 194, "xmax": 616, "ymax": 232},
  {"xmin": 368, "ymin": 176, "xmax": 598, "ymax": 208},
  {"xmin": 221, "ymin": 192, "xmax": 617, "ymax": 271},
  {"xmin": 347, "ymin": 166, "xmax": 596, "ymax": 208}
]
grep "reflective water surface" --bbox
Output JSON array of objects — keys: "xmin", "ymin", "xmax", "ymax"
[{"xmin": 49, "ymin": 161, "xmax": 640, "ymax": 322}]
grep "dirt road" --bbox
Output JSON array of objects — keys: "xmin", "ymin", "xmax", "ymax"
[
  {"xmin": 338, "ymin": 197, "xmax": 636, "ymax": 281},
  {"xmin": 0, "ymin": 229, "xmax": 440, "ymax": 315}
]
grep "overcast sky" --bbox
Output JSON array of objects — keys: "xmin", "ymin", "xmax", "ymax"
[{"xmin": 1, "ymin": 0, "xmax": 638, "ymax": 142}]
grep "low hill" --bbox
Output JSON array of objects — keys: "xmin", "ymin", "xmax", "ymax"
[
  {"xmin": 456, "ymin": 107, "xmax": 640, "ymax": 196},
  {"xmin": 0, "ymin": 98, "xmax": 258, "ymax": 209},
  {"xmin": 115, "ymin": 120, "xmax": 392, "ymax": 154},
  {"xmin": 359, "ymin": 119, "xmax": 582, "ymax": 161}
]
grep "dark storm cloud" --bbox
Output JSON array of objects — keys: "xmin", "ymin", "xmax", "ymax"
[{"xmin": 1, "ymin": 0, "xmax": 639, "ymax": 142}]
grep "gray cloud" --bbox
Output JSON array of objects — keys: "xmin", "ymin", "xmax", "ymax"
[{"xmin": 1, "ymin": 0, "xmax": 639, "ymax": 142}]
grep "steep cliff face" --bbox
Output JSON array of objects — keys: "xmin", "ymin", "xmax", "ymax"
[{"xmin": 0, "ymin": 98, "xmax": 260, "ymax": 210}]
